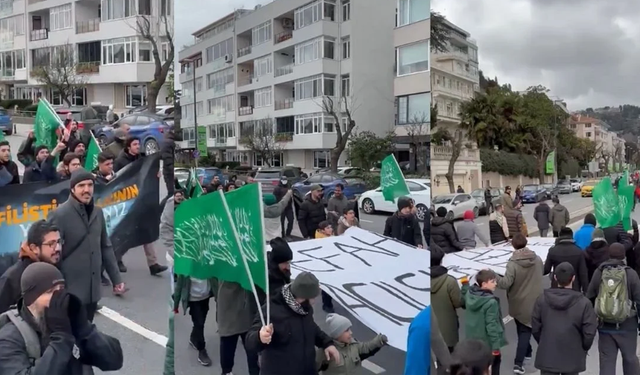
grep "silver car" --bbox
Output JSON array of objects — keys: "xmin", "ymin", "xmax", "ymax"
[{"xmin": 557, "ymin": 180, "xmax": 572, "ymax": 194}]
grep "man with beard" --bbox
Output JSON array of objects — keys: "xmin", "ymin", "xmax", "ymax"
[
  {"xmin": 113, "ymin": 136, "xmax": 141, "ymax": 173},
  {"xmin": 23, "ymin": 143, "xmax": 64, "ymax": 183},
  {"xmin": 247, "ymin": 272, "xmax": 341, "ymax": 375},
  {"xmin": 0, "ymin": 220, "xmax": 62, "ymax": 314},
  {"xmin": 65, "ymin": 139, "xmax": 86, "ymax": 166},
  {"xmin": 262, "ymin": 238, "xmax": 293, "ymax": 299},
  {"xmin": 0, "ymin": 262, "xmax": 124, "ymax": 374},
  {"xmin": 297, "ymin": 185, "xmax": 327, "ymax": 239},
  {"xmin": 0, "ymin": 140, "xmax": 19, "ymax": 186},
  {"xmin": 383, "ymin": 197, "xmax": 424, "ymax": 247},
  {"xmin": 47, "ymin": 169, "xmax": 125, "ymax": 321}
]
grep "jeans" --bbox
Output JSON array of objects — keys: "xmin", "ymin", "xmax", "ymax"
[
  {"xmin": 598, "ymin": 330, "xmax": 640, "ymax": 375},
  {"xmin": 491, "ymin": 354, "xmax": 501, "ymax": 375},
  {"xmin": 219, "ymin": 332, "xmax": 260, "ymax": 375},
  {"xmin": 280, "ymin": 209, "xmax": 294, "ymax": 237},
  {"xmin": 188, "ymin": 298, "xmax": 210, "ymax": 351},
  {"xmin": 514, "ymin": 319, "xmax": 533, "ymax": 366},
  {"xmin": 322, "ymin": 291, "xmax": 334, "ymax": 309},
  {"xmin": 539, "ymin": 229, "xmax": 549, "ymax": 237},
  {"xmin": 85, "ymin": 303, "xmax": 98, "ymax": 323}
]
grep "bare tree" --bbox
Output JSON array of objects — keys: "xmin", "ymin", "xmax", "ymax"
[
  {"xmin": 31, "ymin": 43, "xmax": 87, "ymax": 107},
  {"xmin": 404, "ymin": 114, "xmax": 430, "ymax": 175},
  {"xmin": 239, "ymin": 118, "xmax": 285, "ymax": 167},
  {"xmin": 598, "ymin": 147, "xmax": 612, "ymax": 174},
  {"xmin": 613, "ymin": 142, "xmax": 624, "ymax": 171},
  {"xmin": 320, "ymin": 96, "xmax": 359, "ymax": 173}
]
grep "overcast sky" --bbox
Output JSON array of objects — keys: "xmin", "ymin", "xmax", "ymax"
[{"xmin": 432, "ymin": 0, "xmax": 640, "ymax": 110}]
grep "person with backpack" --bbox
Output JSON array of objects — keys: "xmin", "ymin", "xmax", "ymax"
[
  {"xmin": 586, "ymin": 243, "xmax": 640, "ymax": 374},
  {"xmin": 0, "ymin": 262, "xmax": 123, "ymax": 374}
]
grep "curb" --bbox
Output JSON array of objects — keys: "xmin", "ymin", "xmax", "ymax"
[{"xmin": 528, "ymin": 205, "xmax": 594, "ymax": 236}]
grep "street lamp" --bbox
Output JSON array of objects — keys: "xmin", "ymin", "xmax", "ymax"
[{"xmin": 183, "ymin": 57, "xmax": 199, "ymax": 167}]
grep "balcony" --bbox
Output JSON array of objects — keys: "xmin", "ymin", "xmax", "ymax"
[
  {"xmin": 76, "ymin": 61, "xmax": 100, "ymax": 74},
  {"xmin": 238, "ymin": 106, "xmax": 253, "ymax": 116},
  {"xmin": 28, "ymin": 0, "xmax": 45, "ymax": 3},
  {"xmin": 275, "ymin": 30, "xmax": 293, "ymax": 44},
  {"xmin": 274, "ymin": 64, "xmax": 293, "ymax": 77},
  {"xmin": 275, "ymin": 132, "xmax": 293, "ymax": 142},
  {"xmin": 76, "ymin": 19, "xmax": 100, "ymax": 34},
  {"xmin": 237, "ymin": 74, "xmax": 255, "ymax": 87},
  {"xmin": 275, "ymin": 98, "xmax": 294, "ymax": 110},
  {"xmin": 30, "ymin": 29, "xmax": 48, "ymax": 41},
  {"xmin": 432, "ymin": 146, "xmax": 480, "ymax": 161},
  {"xmin": 434, "ymin": 50, "xmax": 469, "ymax": 62},
  {"xmin": 238, "ymin": 46, "xmax": 252, "ymax": 58}
]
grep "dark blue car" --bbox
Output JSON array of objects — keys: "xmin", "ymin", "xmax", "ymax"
[
  {"xmin": 520, "ymin": 184, "xmax": 547, "ymax": 203},
  {"xmin": 0, "ymin": 108, "xmax": 13, "ymax": 135},
  {"xmin": 293, "ymin": 173, "xmax": 367, "ymax": 202},
  {"xmin": 92, "ymin": 113, "xmax": 170, "ymax": 155}
]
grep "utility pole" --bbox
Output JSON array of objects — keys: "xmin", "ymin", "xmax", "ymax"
[{"xmin": 184, "ymin": 58, "xmax": 199, "ymax": 168}]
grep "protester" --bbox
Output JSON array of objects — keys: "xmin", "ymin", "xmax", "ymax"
[
  {"xmin": 161, "ymin": 190, "xmax": 181, "ymax": 267},
  {"xmin": 431, "ymin": 207, "xmax": 464, "ymax": 252},
  {"xmin": 113, "ymin": 136, "xmax": 142, "ymax": 173},
  {"xmin": 247, "ymin": 272, "xmax": 341, "ymax": 375},
  {"xmin": 262, "ymin": 238, "xmax": 292, "ymax": 298},
  {"xmin": 484, "ymin": 185, "xmax": 493, "ymax": 215},
  {"xmin": 106, "ymin": 104, "xmax": 115, "ymax": 123},
  {"xmin": 298, "ymin": 185, "xmax": 327, "ymax": 239},
  {"xmin": 0, "ymin": 220, "xmax": 61, "ymax": 314},
  {"xmin": 57, "ymin": 152, "xmax": 82, "ymax": 180},
  {"xmin": 586, "ymin": 243, "xmax": 640, "ymax": 374},
  {"xmin": 585, "ymin": 228, "xmax": 610, "ymax": 280},
  {"xmin": 430, "ymin": 246, "xmax": 463, "ymax": 352},
  {"xmin": 17, "ymin": 130, "xmax": 36, "ymax": 167},
  {"xmin": 383, "ymin": 197, "xmax": 423, "ymax": 247},
  {"xmin": 0, "ymin": 140, "xmax": 19, "ymax": 186},
  {"xmin": 603, "ymin": 221, "xmax": 633, "ymax": 253},
  {"xmin": 0, "ymin": 262, "xmax": 124, "ymax": 374},
  {"xmin": 457, "ymin": 210, "xmax": 490, "ymax": 249},
  {"xmin": 22, "ymin": 143, "xmax": 64, "ymax": 183},
  {"xmin": 501, "ymin": 186, "xmax": 514, "ymax": 209},
  {"xmin": 337, "ymin": 206, "xmax": 360, "ymax": 235},
  {"xmin": 515, "ymin": 185, "xmax": 522, "ymax": 199},
  {"xmin": 449, "ymin": 339, "xmax": 493, "ymax": 375},
  {"xmin": 574, "ymin": 213, "xmax": 597, "ymax": 250},
  {"xmin": 316, "ymin": 313, "xmax": 387, "ymax": 374},
  {"xmin": 47, "ymin": 169, "xmax": 125, "ymax": 321},
  {"xmin": 532, "ymin": 200, "xmax": 551, "ymax": 237},
  {"xmin": 160, "ymin": 128, "xmax": 175, "ymax": 196},
  {"xmin": 488, "ymin": 203, "xmax": 509, "ymax": 244},
  {"xmin": 94, "ymin": 151, "xmax": 116, "ymax": 183},
  {"xmin": 495, "ymin": 234, "xmax": 542, "ymax": 375},
  {"xmin": 461, "ymin": 269, "xmax": 506, "ymax": 375},
  {"xmin": 105, "ymin": 127, "xmax": 129, "ymax": 156},
  {"xmin": 315, "ymin": 221, "xmax": 334, "ymax": 239},
  {"xmin": 456, "ymin": 185, "xmax": 464, "ymax": 193},
  {"xmin": 549, "ymin": 197, "xmax": 570, "ymax": 237},
  {"xmin": 531, "ymin": 262, "xmax": 597, "ymax": 375},
  {"xmin": 65, "ymin": 139, "xmax": 86, "ymax": 166},
  {"xmin": 543, "ymin": 227, "xmax": 589, "ymax": 293},
  {"xmin": 327, "ymin": 184, "xmax": 349, "ymax": 229},
  {"xmin": 429, "ymin": 309, "xmax": 452, "ymax": 375},
  {"xmin": 506, "ymin": 198, "xmax": 528, "ymax": 237},
  {"xmin": 273, "ymin": 178, "xmax": 294, "ymax": 238}
]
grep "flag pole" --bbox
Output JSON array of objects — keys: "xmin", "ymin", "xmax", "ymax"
[{"xmin": 257, "ymin": 186, "xmax": 270, "ymax": 325}]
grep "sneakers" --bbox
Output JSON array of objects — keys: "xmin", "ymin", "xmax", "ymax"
[
  {"xmin": 117, "ymin": 261, "xmax": 127, "ymax": 273},
  {"xmin": 189, "ymin": 341, "xmax": 211, "ymax": 366},
  {"xmin": 513, "ymin": 365, "xmax": 525, "ymax": 374},
  {"xmin": 149, "ymin": 263, "xmax": 169, "ymax": 275}
]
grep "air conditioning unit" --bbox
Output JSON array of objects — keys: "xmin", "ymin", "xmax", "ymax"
[
  {"xmin": 282, "ymin": 18, "xmax": 294, "ymax": 29},
  {"xmin": 224, "ymin": 54, "xmax": 233, "ymax": 63}
]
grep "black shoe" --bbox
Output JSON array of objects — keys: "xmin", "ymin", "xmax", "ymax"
[
  {"xmin": 197, "ymin": 349, "xmax": 212, "ymax": 366},
  {"xmin": 513, "ymin": 365, "xmax": 525, "ymax": 374},
  {"xmin": 118, "ymin": 261, "xmax": 127, "ymax": 273},
  {"xmin": 149, "ymin": 263, "xmax": 169, "ymax": 275},
  {"xmin": 322, "ymin": 305, "xmax": 335, "ymax": 314},
  {"xmin": 101, "ymin": 273, "xmax": 111, "ymax": 286},
  {"xmin": 96, "ymin": 304, "xmax": 103, "ymax": 311}
]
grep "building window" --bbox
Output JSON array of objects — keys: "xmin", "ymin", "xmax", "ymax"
[
  {"xmin": 252, "ymin": 21, "xmax": 272, "ymax": 46},
  {"xmin": 341, "ymin": 37, "xmax": 350, "ymax": 59},
  {"xmin": 102, "ymin": 37, "xmax": 137, "ymax": 65},
  {"xmin": 295, "ymin": 75, "xmax": 322, "ymax": 101},
  {"xmin": 294, "ymin": 113, "xmax": 336, "ymax": 134},
  {"xmin": 182, "ymin": 128, "xmax": 195, "ymax": 142},
  {"xmin": 138, "ymin": 42, "xmax": 152, "ymax": 62},
  {"xmin": 196, "ymin": 101, "xmax": 204, "ymax": 116},
  {"xmin": 323, "ymin": 38, "xmax": 335, "ymax": 59},
  {"xmin": 50, "ymin": 4, "xmax": 72, "ymax": 31},
  {"xmin": 396, "ymin": 41, "xmax": 429, "ymax": 75},
  {"xmin": 207, "ymin": 95, "xmax": 234, "ymax": 118},
  {"xmin": 209, "ymin": 122, "xmax": 234, "ymax": 144},
  {"xmin": 195, "ymin": 77, "xmax": 202, "ymax": 92},
  {"xmin": 294, "ymin": 1, "xmax": 322, "ymax": 29},
  {"xmin": 255, "ymin": 87, "xmax": 272, "ymax": 108},
  {"xmin": 160, "ymin": 0, "xmax": 171, "ymax": 16},
  {"xmin": 323, "ymin": 76, "xmax": 335, "ymax": 96},
  {"xmin": 323, "ymin": 0, "xmax": 336, "ymax": 21},
  {"xmin": 101, "ymin": 0, "xmax": 137, "ymax": 21},
  {"xmin": 161, "ymin": 42, "xmax": 169, "ymax": 61},
  {"xmin": 342, "ymin": 0, "xmax": 350, "ymax": 21},
  {"xmin": 182, "ymin": 81, "xmax": 193, "ymax": 98},
  {"xmin": 226, "ymin": 122, "xmax": 235, "ymax": 138},
  {"xmin": 295, "ymin": 37, "xmax": 321, "ymax": 65},
  {"xmin": 206, "ymin": 68, "xmax": 234, "ymax": 93},
  {"xmin": 125, "ymin": 84, "xmax": 146, "ymax": 107},
  {"xmin": 313, "ymin": 150, "xmax": 330, "ymax": 168},
  {"xmin": 254, "ymin": 55, "xmax": 273, "ymax": 77},
  {"xmin": 397, "ymin": 0, "xmax": 429, "ymax": 27},
  {"xmin": 254, "ymin": 152, "xmax": 283, "ymax": 167},
  {"xmin": 341, "ymin": 74, "xmax": 350, "ymax": 97},
  {"xmin": 397, "ymin": 92, "xmax": 430, "ymax": 125},
  {"xmin": 205, "ymin": 38, "xmax": 233, "ymax": 64}
]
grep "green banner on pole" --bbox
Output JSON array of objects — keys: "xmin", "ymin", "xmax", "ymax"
[
  {"xmin": 197, "ymin": 126, "xmax": 207, "ymax": 154},
  {"xmin": 545, "ymin": 151, "xmax": 555, "ymax": 174}
]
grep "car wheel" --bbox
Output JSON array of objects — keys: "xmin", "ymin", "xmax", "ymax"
[
  {"xmin": 4, "ymin": 127, "xmax": 12, "ymax": 136},
  {"xmin": 415, "ymin": 204, "xmax": 427, "ymax": 222},
  {"xmin": 446, "ymin": 210, "xmax": 454, "ymax": 221},
  {"xmin": 473, "ymin": 207, "xmax": 479, "ymax": 218},
  {"xmin": 362, "ymin": 198, "xmax": 375, "ymax": 214},
  {"xmin": 145, "ymin": 139, "xmax": 159, "ymax": 155}
]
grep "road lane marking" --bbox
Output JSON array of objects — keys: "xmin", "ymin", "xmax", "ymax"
[
  {"xmin": 98, "ymin": 306, "xmax": 168, "ymax": 347},
  {"xmin": 360, "ymin": 219, "xmax": 374, "ymax": 223},
  {"xmin": 362, "ymin": 359, "xmax": 386, "ymax": 374}
]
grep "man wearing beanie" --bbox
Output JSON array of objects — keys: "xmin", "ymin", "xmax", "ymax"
[
  {"xmin": 431, "ymin": 206, "xmax": 464, "ymax": 253},
  {"xmin": 574, "ymin": 213, "xmax": 597, "ymax": 250},
  {"xmin": 543, "ymin": 227, "xmax": 589, "ymax": 293},
  {"xmin": 585, "ymin": 228, "xmax": 610, "ymax": 280},
  {"xmin": 586, "ymin": 243, "xmax": 640, "ymax": 374},
  {"xmin": 22, "ymin": 142, "xmax": 64, "ymax": 183},
  {"xmin": 383, "ymin": 196, "xmax": 423, "ymax": 247},
  {"xmin": 0, "ymin": 262, "xmax": 123, "ymax": 374},
  {"xmin": 48, "ymin": 168, "xmax": 125, "ymax": 321},
  {"xmin": 265, "ymin": 237, "xmax": 293, "ymax": 297},
  {"xmin": 247, "ymin": 271, "xmax": 340, "ymax": 375}
]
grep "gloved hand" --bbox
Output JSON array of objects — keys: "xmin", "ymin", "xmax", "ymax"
[
  {"xmin": 380, "ymin": 334, "xmax": 388, "ymax": 344},
  {"xmin": 45, "ymin": 290, "xmax": 72, "ymax": 335},
  {"xmin": 67, "ymin": 293, "xmax": 92, "ymax": 339}
]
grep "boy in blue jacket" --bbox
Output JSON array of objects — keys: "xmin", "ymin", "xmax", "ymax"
[
  {"xmin": 574, "ymin": 213, "xmax": 596, "ymax": 250},
  {"xmin": 404, "ymin": 306, "xmax": 430, "ymax": 375}
]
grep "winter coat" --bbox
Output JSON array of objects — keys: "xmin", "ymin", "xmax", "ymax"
[
  {"xmin": 543, "ymin": 237, "xmax": 589, "ymax": 293},
  {"xmin": 584, "ymin": 241, "xmax": 609, "ymax": 281},
  {"xmin": 327, "ymin": 195, "xmax": 350, "ymax": 218},
  {"xmin": 160, "ymin": 134, "xmax": 174, "ymax": 176},
  {"xmin": 573, "ymin": 224, "xmax": 595, "ymax": 250},
  {"xmin": 273, "ymin": 184, "xmax": 293, "ymax": 212},
  {"xmin": 456, "ymin": 220, "xmax": 490, "ymax": 248},
  {"xmin": 461, "ymin": 284, "xmax": 507, "ymax": 351},
  {"xmin": 297, "ymin": 195, "xmax": 327, "ymax": 238},
  {"xmin": 430, "ymin": 217, "xmax": 464, "ymax": 253},
  {"xmin": 216, "ymin": 281, "xmax": 259, "ymax": 336},
  {"xmin": 501, "ymin": 192, "xmax": 513, "ymax": 209},
  {"xmin": 549, "ymin": 204, "xmax": 570, "ymax": 232},
  {"xmin": 404, "ymin": 307, "xmax": 433, "ymax": 375},
  {"xmin": 430, "ymin": 310, "xmax": 452, "ymax": 375},
  {"xmin": 383, "ymin": 212, "xmax": 423, "ymax": 247},
  {"xmin": 113, "ymin": 149, "xmax": 141, "ymax": 173},
  {"xmin": 430, "ymin": 265, "xmax": 463, "ymax": 347},
  {"xmin": 246, "ymin": 291, "xmax": 333, "ymax": 375},
  {"xmin": 603, "ymin": 223, "xmax": 633, "ymax": 252},
  {"xmin": 48, "ymin": 197, "xmax": 122, "ymax": 304},
  {"xmin": 315, "ymin": 335, "xmax": 386, "ymax": 375},
  {"xmin": 531, "ymin": 288, "xmax": 597, "ymax": 374},
  {"xmin": 0, "ymin": 160, "xmax": 20, "ymax": 186},
  {"xmin": 336, "ymin": 216, "xmax": 360, "ymax": 235},
  {"xmin": 16, "ymin": 137, "xmax": 35, "ymax": 167},
  {"xmin": 505, "ymin": 208, "xmax": 526, "ymax": 237},
  {"xmin": 22, "ymin": 156, "xmax": 57, "ymax": 183},
  {"xmin": 496, "ymin": 247, "xmax": 544, "ymax": 327},
  {"xmin": 533, "ymin": 202, "xmax": 551, "ymax": 230},
  {"xmin": 489, "ymin": 212, "xmax": 509, "ymax": 244},
  {"xmin": 255, "ymin": 251, "xmax": 292, "ymax": 304}
]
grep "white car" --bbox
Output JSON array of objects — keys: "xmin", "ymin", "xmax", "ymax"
[
  {"xmin": 432, "ymin": 193, "xmax": 479, "ymax": 220},
  {"xmin": 570, "ymin": 178, "xmax": 583, "ymax": 192},
  {"xmin": 358, "ymin": 179, "xmax": 431, "ymax": 221}
]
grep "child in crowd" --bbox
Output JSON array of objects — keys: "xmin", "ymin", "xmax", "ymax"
[
  {"xmin": 315, "ymin": 221, "xmax": 334, "ymax": 239},
  {"xmin": 316, "ymin": 313, "xmax": 387, "ymax": 375},
  {"xmin": 449, "ymin": 339, "xmax": 494, "ymax": 375},
  {"xmin": 337, "ymin": 206, "xmax": 360, "ymax": 235}
]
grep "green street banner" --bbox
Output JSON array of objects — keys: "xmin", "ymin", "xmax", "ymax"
[
  {"xmin": 197, "ymin": 126, "xmax": 207, "ymax": 154},
  {"xmin": 380, "ymin": 154, "xmax": 410, "ymax": 202},
  {"xmin": 618, "ymin": 172, "xmax": 634, "ymax": 231},
  {"xmin": 545, "ymin": 151, "xmax": 555, "ymax": 174},
  {"xmin": 85, "ymin": 133, "xmax": 101, "ymax": 171},
  {"xmin": 34, "ymin": 99, "xmax": 62, "ymax": 151},
  {"xmin": 592, "ymin": 177, "xmax": 621, "ymax": 229},
  {"xmin": 224, "ymin": 183, "xmax": 267, "ymax": 291}
]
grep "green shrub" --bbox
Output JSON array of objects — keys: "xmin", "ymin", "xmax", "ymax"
[
  {"xmin": 22, "ymin": 104, "xmax": 38, "ymax": 114},
  {"xmin": 1, "ymin": 99, "xmax": 33, "ymax": 110},
  {"xmin": 559, "ymin": 158, "xmax": 581, "ymax": 177},
  {"xmin": 480, "ymin": 148, "xmax": 538, "ymax": 178}
]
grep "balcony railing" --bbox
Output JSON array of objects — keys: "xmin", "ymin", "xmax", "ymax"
[
  {"xmin": 76, "ymin": 61, "xmax": 100, "ymax": 74},
  {"xmin": 238, "ymin": 106, "xmax": 253, "ymax": 116},
  {"xmin": 28, "ymin": 0, "xmax": 45, "ymax": 3},
  {"xmin": 237, "ymin": 74, "xmax": 254, "ymax": 87},
  {"xmin": 275, "ymin": 64, "xmax": 293, "ymax": 77},
  {"xmin": 237, "ymin": 46, "xmax": 252, "ymax": 57},
  {"xmin": 432, "ymin": 146, "xmax": 480, "ymax": 161},
  {"xmin": 30, "ymin": 29, "xmax": 48, "ymax": 41},
  {"xmin": 274, "ymin": 132, "xmax": 293, "ymax": 142},
  {"xmin": 76, "ymin": 19, "xmax": 100, "ymax": 34},
  {"xmin": 275, "ymin": 30, "xmax": 293, "ymax": 44},
  {"xmin": 275, "ymin": 98, "xmax": 294, "ymax": 110}
]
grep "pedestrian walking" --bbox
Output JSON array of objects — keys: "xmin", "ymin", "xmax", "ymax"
[
  {"xmin": 549, "ymin": 197, "xmax": 570, "ymax": 237},
  {"xmin": 297, "ymin": 185, "xmax": 327, "ymax": 239},
  {"xmin": 456, "ymin": 185, "xmax": 464, "ymax": 193},
  {"xmin": 495, "ymin": 234, "xmax": 543, "ymax": 374},
  {"xmin": 573, "ymin": 213, "xmax": 596, "ymax": 250},
  {"xmin": 263, "ymin": 238, "xmax": 292, "ymax": 298},
  {"xmin": 94, "ymin": 151, "xmax": 116, "ymax": 184},
  {"xmin": 430, "ymin": 246, "xmax": 463, "ymax": 352},
  {"xmin": 505, "ymin": 199, "xmax": 527, "ymax": 238},
  {"xmin": 585, "ymin": 228, "xmax": 610, "ymax": 281},
  {"xmin": 383, "ymin": 197, "xmax": 423, "ymax": 248},
  {"xmin": 457, "ymin": 210, "xmax": 490, "ymax": 249},
  {"xmin": 431, "ymin": 207, "xmax": 464, "ymax": 252},
  {"xmin": 531, "ymin": 262, "xmax": 597, "ymax": 375},
  {"xmin": 489, "ymin": 204, "xmax": 509, "ymax": 244},
  {"xmin": 327, "ymin": 183, "xmax": 349, "ymax": 229},
  {"xmin": 47, "ymin": 169, "xmax": 125, "ymax": 321},
  {"xmin": 501, "ymin": 186, "xmax": 514, "ymax": 210},
  {"xmin": 533, "ymin": 200, "xmax": 551, "ymax": 237},
  {"xmin": 449, "ymin": 339, "xmax": 493, "ymax": 375},
  {"xmin": 336, "ymin": 205, "xmax": 360, "ymax": 235},
  {"xmin": 273, "ymin": 178, "xmax": 294, "ymax": 238},
  {"xmin": 484, "ymin": 186, "xmax": 493, "ymax": 215},
  {"xmin": 543, "ymin": 227, "xmax": 589, "ymax": 293},
  {"xmin": 0, "ymin": 140, "xmax": 19, "ymax": 186}
]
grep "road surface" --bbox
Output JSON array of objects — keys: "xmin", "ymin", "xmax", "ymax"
[{"xmin": 7, "ymin": 125, "xmax": 172, "ymax": 374}]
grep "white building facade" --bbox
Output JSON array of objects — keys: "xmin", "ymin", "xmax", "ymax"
[
  {"xmin": 178, "ymin": 0, "xmax": 397, "ymax": 170},
  {"xmin": 0, "ymin": 0, "xmax": 172, "ymax": 112}
]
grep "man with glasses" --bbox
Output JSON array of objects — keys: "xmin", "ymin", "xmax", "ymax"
[{"xmin": 0, "ymin": 220, "xmax": 63, "ymax": 314}]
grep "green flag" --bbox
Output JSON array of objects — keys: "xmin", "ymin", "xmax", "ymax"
[
  {"xmin": 224, "ymin": 182, "xmax": 267, "ymax": 291},
  {"xmin": 174, "ymin": 190, "xmax": 242, "ymax": 280},
  {"xmin": 185, "ymin": 168, "xmax": 203, "ymax": 198},
  {"xmin": 0, "ymin": 130, "xmax": 4, "ymax": 141},
  {"xmin": 618, "ymin": 172, "xmax": 634, "ymax": 231},
  {"xmin": 34, "ymin": 99, "xmax": 62, "ymax": 151},
  {"xmin": 84, "ymin": 134, "xmax": 101, "ymax": 171},
  {"xmin": 592, "ymin": 177, "xmax": 621, "ymax": 229},
  {"xmin": 545, "ymin": 151, "xmax": 555, "ymax": 174},
  {"xmin": 380, "ymin": 154, "xmax": 410, "ymax": 202}
]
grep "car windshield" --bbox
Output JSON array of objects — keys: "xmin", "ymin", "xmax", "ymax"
[
  {"xmin": 255, "ymin": 171, "xmax": 281, "ymax": 179},
  {"xmin": 471, "ymin": 189, "xmax": 483, "ymax": 198},
  {"xmin": 584, "ymin": 181, "xmax": 597, "ymax": 186},
  {"xmin": 523, "ymin": 185, "xmax": 538, "ymax": 192},
  {"xmin": 558, "ymin": 180, "xmax": 569, "ymax": 185},
  {"xmin": 571, "ymin": 179, "xmax": 581, "ymax": 183},
  {"xmin": 542, "ymin": 184, "xmax": 552, "ymax": 189},
  {"xmin": 433, "ymin": 195, "xmax": 454, "ymax": 204}
]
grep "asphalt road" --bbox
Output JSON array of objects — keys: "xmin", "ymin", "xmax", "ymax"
[{"xmin": 7, "ymin": 126, "xmax": 172, "ymax": 374}]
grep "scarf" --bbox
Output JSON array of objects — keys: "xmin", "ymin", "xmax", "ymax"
[
  {"xmin": 281, "ymin": 284, "xmax": 308, "ymax": 316},
  {"xmin": 494, "ymin": 211, "xmax": 509, "ymax": 237}
]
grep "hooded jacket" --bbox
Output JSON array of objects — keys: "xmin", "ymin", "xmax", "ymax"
[
  {"xmin": 0, "ymin": 159, "xmax": 20, "ymax": 186},
  {"xmin": 573, "ymin": 224, "xmax": 595, "ymax": 250},
  {"xmin": 456, "ymin": 219, "xmax": 490, "ymax": 248},
  {"xmin": 543, "ymin": 236, "xmax": 589, "ymax": 293},
  {"xmin": 297, "ymin": 195, "xmax": 327, "ymax": 238},
  {"xmin": 430, "ymin": 265, "xmax": 463, "ymax": 348},
  {"xmin": 0, "ymin": 243, "xmax": 39, "ymax": 314},
  {"xmin": 383, "ymin": 212, "xmax": 423, "ymax": 247},
  {"xmin": 461, "ymin": 284, "xmax": 507, "ymax": 351},
  {"xmin": 584, "ymin": 240, "xmax": 610, "ymax": 281},
  {"xmin": 531, "ymin": 288, "xmax": 597, "ymax": 373},
  {"xmin": 549, "ymin": 204, "xmax": 570, "ymax": 232},
  {"xmin": 496, "ymin": 248, "xmax": 543, "ymax": 327},
  {"xmin": 533, "ymin": 202, "xmax": 551, "ymax": 230},
  {"xmin": 430, "ymin": 217, "xmax": 463, "ymax": 253}
]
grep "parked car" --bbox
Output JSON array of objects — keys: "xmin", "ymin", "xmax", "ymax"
[
  {"xmin": 570, "ymin": 178, "xmax": 583, "ymax": 192},
  {"xmin": 129, "ymin": 105, "xmax": 174, "ymax": 116},
  {"xmin": 254, "ymin": 167, "xmax": 306, "ymax": 194},
  {"xmin": 358, "ymin": 179, "xmax": 431, "ymax": 221},
  {"xmin": 293, "ymin": 173, "xmax": 367, "ymax": 202},
  {"xmin": 521, "ymin": 184, "xmax": 547, "ymax": 203},
  {"xmin": 196, "ymin": 167, "xmax": 226, "ymax": 186},
  {"xmin": 470, "ymin": 188, "xmax": 504, "ymax": 215},
  {"xmin": 581, "ymin": 180, "xmax": 598, "ymax": 197},
  {"xmin": 0, "ymin": 108, "xmax": 13, "ymax": 135},
  {"xmin": 541, "ymin": 183, "xmax": 559, "ymax": 199},
  {"xmin": 92, "ymin": 113, "xmax": 171, "ymax": 155},
  {"xmin": 557, "ymin": 180, "xmax": 572, "ymax": 194},
  {"xmin": 431, "ymin": 193, "xmax": 478, "ymax": 220}
]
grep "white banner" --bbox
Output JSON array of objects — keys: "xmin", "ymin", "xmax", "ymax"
[
  {"xmin": 269, "ymin": 227, "xmax": 429, "ymax": 351},
  {"xmin": 442, "ymin": 237, "xmax": 556, "ymax": 282}
]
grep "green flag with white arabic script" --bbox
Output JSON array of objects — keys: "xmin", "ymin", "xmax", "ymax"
[
  {"xmin": 33, "ymin": 99, "xmax": 62, "ymax": 152},
  {"xmin": 184, "ymin": 168, "xmax": 203, "ymax": 198},
  {"xmin": 618, "ymin": 171, "xmax": 634, "ymax": 231},
  {"xmin": 84, "ymin": 133, "xmax": 101, "ymax": 171},
  {"xmin": 380, "ymin": 154, "xmax": 410, "ymax": 202},
  {"xmin": 592, "ymin": 177, "xmax": 621, "ymax": 229}
]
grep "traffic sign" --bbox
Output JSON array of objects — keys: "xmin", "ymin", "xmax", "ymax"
[{"xmin": 193, "ymin": 150, "xmax": 200, "ymax": 158}]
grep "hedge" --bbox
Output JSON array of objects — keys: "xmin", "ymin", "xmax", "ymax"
[
  {"xmin": 1, "ymin": 99, "xmax": 33, "ymax": 110},
  {"xmin": 480, "ymin": 148, "xmax": 538, "ymax": 178}
]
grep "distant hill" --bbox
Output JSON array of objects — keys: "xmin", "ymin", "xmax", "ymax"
[{"xmin": 578, "ymin": 105, "xmax": 640, "ymax": 135}]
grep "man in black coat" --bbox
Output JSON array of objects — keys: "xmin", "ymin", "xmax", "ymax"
[
  {"xmin": 297, "ymin": 185, "xmax": 327, "ymax": 239},
  {"xmin": 246, "ymin": 272, "xmax": 340, "ymax": 375},
  {"xmin": 274, "ymin": 179, "xmax": 294, "ymax": 238},
  {"xmin": 23, "ymin": 144, "xmax": 63, "ymax": 183},
  {"xmin": 603, "ymin": 221, "xmax": 633, "ymax": 253},
  {"xmin": 532, "ymin": 262, "xmax": 597, "ymax": 375},
  {"xmin": 543, "ymin": 227, "xmax": 589, "ymax": 293},
  {"xmin": 430, "ymin": 207, "xmax": 463, "ymax": 253},
  {"xmin": 0, "ymin": 140, "xmax": 19, "ymax": 186},
  {"xmin": 484, "ymin": 186, "xmax": 493, "ymax": 214},
  {"xmin": 113, "ymin": 136, "xmax": 142, "ymax": 173},
  {"xmin": 257, "ymin": 238, "xmax": 293, "ymax": 304},
  {"xmin": 160, "ymin": 130, "xmax": 175, "ymax": 195},
  {"xmin": 533, "ymin": 201, "xmax": 551, "ymax": 237},
  {"xmin": 383, "ymin": 197, "xmax": 424, "ymax": 248}
]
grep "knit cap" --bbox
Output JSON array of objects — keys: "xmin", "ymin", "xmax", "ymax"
[
  {"xmin": 325, "ymin": 313, "xmax": 352, "ymax": 339},
  {"xmin": 290, "ymin": 271, "xmax": 320, "ymax": 299},
  {"xmin": 591, "ymin": 228, "xmax": 607, "ymax": 243},
  {"xmin": 21, "ymin": 262, "xmax": 65, "ymax": 306},
  {"xmin": 70, "ymin": 168, "xmax": 95, "ymax": 188}
]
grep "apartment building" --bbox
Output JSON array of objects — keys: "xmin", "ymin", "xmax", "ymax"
[
  {"xmin": 570, "ymin": 114, "xmax": 626, "ymax": 171},
  {"xmin": 392, "ymin": 0, "xmax": 429, "ymax": 169},
  {"xmin": 0, "ymin": 0, "xmax": 172, "ymax": 112},
  {"xmin": 177, "ymin": 0, "xmax": 396, "ymax": 170},
  {"xmin": 430, "ymin": 18, "xmax": 481, "ymax": 194}
]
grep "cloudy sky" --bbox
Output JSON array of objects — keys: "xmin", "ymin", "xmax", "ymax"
[{"xmin": 432, "ymin": 0, "xmax": 640, "ymax": 110}]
